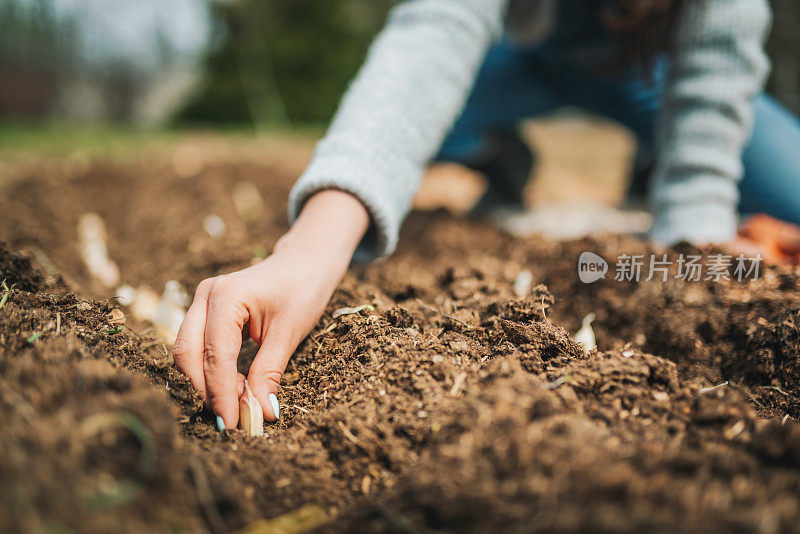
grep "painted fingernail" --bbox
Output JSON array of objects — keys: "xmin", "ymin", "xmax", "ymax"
[
  {"xmin": 269, "ymin": 393, "xmax": 280, "ymax": 419},
  {"xmin": 216, "ymin": 415, "xmax": 226, "ymax": 432}
]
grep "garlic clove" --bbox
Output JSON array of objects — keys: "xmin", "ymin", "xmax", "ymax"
[
  {"xmin": 78, "ymin": 213, "xmax": 120, "ymax": 288},
  {"xmin": 232, "ymin": 181, "xmax": 265, "ymax": 222},
  {"xmin": 203, "ymin": 214, "xmax": 227, "ymax": 238},
  {"xmin": 574, "ymin": 312, "xmax": 597, "ymax": 353},
  {"xmin": 239, "ymin": 379, "xmax": 264, "ymax": 436},
  {"xmin": 513, "ymin": 269, "xmax": 533, "ymax": 298},
  {"xmin": 152, "ymin": 281, "xmax": 189, "ymax": 346}
]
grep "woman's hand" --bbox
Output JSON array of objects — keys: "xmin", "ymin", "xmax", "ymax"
[
  {"xmin": 173, "ymin": 190, "xmax": 369, "ymax": 429},
  {"xmin": 725, "ymin": 214, "xmax": 800, "ymax": 266}
]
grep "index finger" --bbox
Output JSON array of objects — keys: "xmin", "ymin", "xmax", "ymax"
[
  {"xmin": 203, "ymin": 284, "xmax": 248, "ymax": 430},
  {"xmin": 173, "ymin": 278, "xmax": 215, "ymax": 403}
]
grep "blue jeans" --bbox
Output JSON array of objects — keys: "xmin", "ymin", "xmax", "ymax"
[{"xmin": 436, "ymin": 42, "xmax": 800, "ymax": 225}]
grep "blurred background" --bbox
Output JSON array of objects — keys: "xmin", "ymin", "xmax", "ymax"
[
  {"xmin": 0, "ymin": 0, "xmax": 390, "ymax": 128},
  {"xmin": 0, "ymin": 0, "xmax": 798, "ymax": 225},
  {"xmin": 2, "ymin": 0, "xmax": 798, "ymax": 130}
]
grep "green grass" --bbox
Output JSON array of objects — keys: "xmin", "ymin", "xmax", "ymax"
[
  {"xmin": 0, "ymin": 122, "xmax": 174, "ymax": 157},
  {"xmin": 0, "ymin": 121, "xmax": 324, "ymax": 160}
]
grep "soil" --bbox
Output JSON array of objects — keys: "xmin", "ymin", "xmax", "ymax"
[{"xmin": 1, "ymin": 142, "xmax": 800, "ymax": 533}]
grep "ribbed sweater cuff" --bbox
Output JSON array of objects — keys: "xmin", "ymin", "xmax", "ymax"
[
  {"xmin": 288, "ymin": 150, "xmax": 413, "ymax": 263},
  {"xmin": 650, "ymin": 201, "xmax": 738, "ymax": 245}
]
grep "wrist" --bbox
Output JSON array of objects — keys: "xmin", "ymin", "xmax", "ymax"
[{"xmin": 275, "ymin": 189, "xmax": 369, "ymax": 268}]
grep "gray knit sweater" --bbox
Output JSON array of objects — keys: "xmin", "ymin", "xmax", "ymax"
[{"xmin": 289, "ymin": 0, "xmax": 771, "ymax": 261}]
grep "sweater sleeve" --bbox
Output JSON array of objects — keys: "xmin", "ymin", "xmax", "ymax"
[
  {"xmin": 288, "ymin": 0, "xmax": 508, "ymax": 262},
  {"xmin": 649, "ymin": 0, "xmax": 772, "ymax": 245}
]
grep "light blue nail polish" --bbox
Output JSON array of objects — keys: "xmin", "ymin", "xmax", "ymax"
[
  {"xmin": 216, "ymin": 415, "xmax": 225, "ymax": 432},
  {"xmin": 269, "ymin": 393, "xmax": 280, "ymax": 419}
]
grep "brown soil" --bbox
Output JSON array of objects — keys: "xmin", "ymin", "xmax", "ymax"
[{"xmin": 1, "ymin": 142, "xmax": 799, "ymax": 533}]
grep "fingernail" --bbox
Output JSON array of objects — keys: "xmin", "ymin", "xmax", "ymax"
[
  {"xmin": 269, "ymin": 393, "xmax": 280, "ymax": 419},
  {"xmin": 216, "ymin": 415, "xmax": 226, "ymax": 432}
]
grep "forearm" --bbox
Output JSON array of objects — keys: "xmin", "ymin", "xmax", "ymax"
[
  {"xmin": 289, "ymin": 0, "xmax": 508, "ymax": 261},
  {"xmin": 650, "ymin": 0, "xmax": 771, "ymax": 245}
]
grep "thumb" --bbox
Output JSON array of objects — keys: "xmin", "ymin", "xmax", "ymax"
[{"xmin": 247, "ymin": 322, "xmax": 295, "ymax": 422}]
